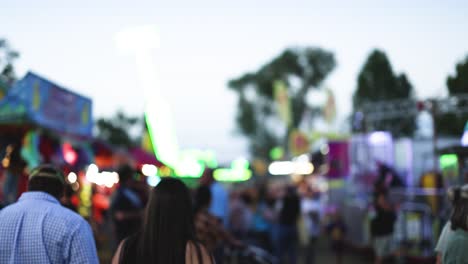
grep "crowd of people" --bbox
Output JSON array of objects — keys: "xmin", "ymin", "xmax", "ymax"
[
  {"xmin": 1, "ymin": 163, "xmax": 468, "ymax": 264},
  {"xmin": 108, "ymin": 166, "xmax": 329, "ymax": 264}
]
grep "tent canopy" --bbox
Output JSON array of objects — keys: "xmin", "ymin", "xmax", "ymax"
[
  {"xmin": 0, "ymin": 72, "xmax": 93, "ymax": 137},
  {"xmin": 130, "ymin": 147, "xmax": 164, "ymax": 167}
]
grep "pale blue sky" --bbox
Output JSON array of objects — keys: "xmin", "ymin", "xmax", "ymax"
[{"xmin": 2, "ymin": 0, "xmax": 468, "ymax": 162}]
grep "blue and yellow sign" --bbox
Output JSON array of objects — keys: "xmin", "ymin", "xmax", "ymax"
[{"xmin": 5, "ymin": 72, "xmax": 93, "ymax": 137}]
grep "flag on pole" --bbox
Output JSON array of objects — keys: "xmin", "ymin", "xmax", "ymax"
[{"xmin": 274, "ymin": 80, "xmax": 292, "ymax": 127}]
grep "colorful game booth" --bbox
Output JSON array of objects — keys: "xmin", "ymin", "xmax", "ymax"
[{"xmin": 0, "ymin": 72, "xmax": 94, "ymax": 207}]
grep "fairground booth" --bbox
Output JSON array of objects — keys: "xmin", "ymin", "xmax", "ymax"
[{"xmin": 0, "ymin": 72, "xmax": 94, "ymax": 207}]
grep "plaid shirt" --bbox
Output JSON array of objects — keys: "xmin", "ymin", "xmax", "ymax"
[{"xmin": 0, "ymin": 192, "xmax": 99, "ymax": 264}]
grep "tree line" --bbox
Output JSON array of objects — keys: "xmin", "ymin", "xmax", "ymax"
[
  {"xmin": 2, "ymin": 38, "xmax": 468, "ymax": 159},
  {"xmin": 229, "ymin": 47, "xmax": 468, "ymax": 160}
]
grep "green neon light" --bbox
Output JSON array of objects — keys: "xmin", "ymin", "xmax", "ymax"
[
  {"xmin": 144, "ymin": 108, "xmax": 179, "ymax": 168},
  {"xmin": 270, "ymin": 147, "xmax": 284, "ymax": 160},
  {"xmin": 440, "ymin": 154, "xmax": 458, "ymax": 169},
  {"xmin": 145, "ymin": 112, "xmax": 209, "ymax": 178},
  {"xmin": 214, "ymin": 158, "xmax": 252, "ymax": 182},
  {"xmin": 202, "ymin": 150, "xmax": 218, "ymax": 168},
  {"xmin": 174, "ymin": 151, "xmax": 205, "ymax": 178},
  {"xmin": 143, "ymin": 86, "xmax": 215, "ymax": 178},
  {"xmin": 118, "ymin": 27, "xmax": 209, "ymax": 179}
]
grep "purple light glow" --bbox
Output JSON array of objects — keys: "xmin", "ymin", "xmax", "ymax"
[
  {"xmin": 461, "ymin": 131, "xmax": 468, "ymax": 146},
  {"xmin": 368, "ymin": 131, "xmax": 392, "ymax": 145}
]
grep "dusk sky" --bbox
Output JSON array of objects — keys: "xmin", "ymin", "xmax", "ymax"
[{"xmin": 2, "ymin": 0, "xmax": 468, "ymax": 162}]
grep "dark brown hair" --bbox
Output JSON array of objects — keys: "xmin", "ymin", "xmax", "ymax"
[
  {"xmin": 120, "ymin": 178, "xmax": 203, "ymax": 264},
  {"xmin": 449, "ymin": 185, "xmax": 468, "ymax": 231}
]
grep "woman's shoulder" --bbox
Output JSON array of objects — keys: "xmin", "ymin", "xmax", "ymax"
[
  {"xmin": 112, "ymin": 234, "xmax": 140, "ymax": 264},
  {"xmin": 451, "ymin": 229, "xmax": 468, "ymax": 240},
  {"xmin": 446, "ymin": 229, "xmax": 468, "ymax": 251},
  {"xmin": 444, "ymin": 229, "xmax": 468, "ymax": 262},
  {"xmin": 186, "ymin": 241, "xmax": 213, "ymax": 264}
]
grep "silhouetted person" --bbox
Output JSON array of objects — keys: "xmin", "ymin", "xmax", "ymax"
[
  {"xmin": 326, "ymin": 209, "xmax": 347, "ymax": 264},
  {"xmin": 112, "ymin": 178, "xmax": 213, "ymax": 264},
  {"xmin": 110, "ymin": 165, "xmax": 144, "ymax": 244},
  {"xmin": 301, "ymin": 189, "xmax": 322, "ymax": 264},
  {"xmin": 228, "ymin": 190, "xmax": 253, "ymax": 240},
  {"xmin": 376, "ymin": 163, "xmax": 404, "ymax": 188},
  {"xmin": 278, "ymin": 186, "xmax": 300, "ymax": 264},
  {"xmin": 200, "ymin": 168, "xmax": 228, "ymax": 225},
  {"xmin": 371, "ymin": 188, "xmax": 396, "ymax": 264},
  {"xmin": 0, "ymin": 164, "xmax": 98, "ymax": 263},
  {"xmin": 194, "ymin": 185, "xmax": 242, "ymax": 263},
  {"xmin": 2, "ymin": 152, "xmax": 26, "ymax": 205}
]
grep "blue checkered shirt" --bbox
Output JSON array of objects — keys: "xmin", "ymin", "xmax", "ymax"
[{"xmin": 0, "ymin": 192, "xmax": 99, "ymax": 264}]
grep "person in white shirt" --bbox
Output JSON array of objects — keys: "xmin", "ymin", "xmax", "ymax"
[
  {"xmin": 434, "ymin": 184, "xmax": 467, "ymax": 264},
  {"xmin": 435, "ymin": 221, "xmax": 453, "ymax": 264}
]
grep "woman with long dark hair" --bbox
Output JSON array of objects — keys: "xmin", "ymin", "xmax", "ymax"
[
  {"xmin": 435, "ymin": 185, "xmax": 462, "ymax": 264},
  {"xmin": 112, "ymin": 178, "xmax": 213, "ymax": 264},
  {"xmin": 441, "ymin": 185, "xmax": 468, "ymax": 264}
]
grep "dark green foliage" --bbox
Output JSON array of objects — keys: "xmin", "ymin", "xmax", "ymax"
[
  {"xmin": 353, "ymin": 49, "xmax": 415, "ymax": 136},
  {"xmin": 0, "ymin": 38, "xmax": 20, "ymax": 92},
  {"xmin": 436, "ymin": 113, "xmax": 466, "ymax": 136},
  {"xmin": 95, "ymin": 110, "xmax": 143, "ymax": 148},
  {"xmin": 447, "ymin": 56, "xmax": 468, "ymax": 95},
  {"xmin": 437, "ymin": 56, "xmax": 468, "ymax": 136},
  {"xmin": 229, "ymin": 47, "xmax": 336, "ymax": 159}
]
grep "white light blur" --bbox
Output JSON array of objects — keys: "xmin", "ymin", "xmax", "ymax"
[
  {"xmin": 147, "ymin": 175, "xmax": 161, "ymax": 187},
  {"xmin": 368, "ymin": 131, "xmax": 392, "ymax": 145},
  {"xmin": 115, "ymin": 25, "xmax": 180, "ymax": 168},
  {"xmin": 85, "ymin": 164, "xmax": 119, "ymax": 188},
  {"xmin": 296, "ymin": 154, "xmax": 309, "ymax": 163},
  {"xmin": 306, "ymin": 89, "xmax": 327, "ymax": 107},
  {"xmin": 86, "ymin": 164, "xmax": 99, "ymax": 183},
  {"xmin": 67, "ymin": 172, "xmax": 78, "ymax": 184},
  {"xmin": 175, "ymin": 155, "xmax": 203, "ymax": 177},
  {"xmin": 269, "ymin": 161, "xmax": 294, "ymax": 175},
  {"xmin": 142, "ymin": 164, "xmax": 158, "ymax": 177},
  {"xmin": 268, "ymin": 160, "xmax": 314, "ymax": 175},
  {"xmin": 320, "ymin": 144, "xmax": 330, "ymax": 155},
  {"xmin": 295, "ymin": 162, "xmax": 314, "ymax": 175}
]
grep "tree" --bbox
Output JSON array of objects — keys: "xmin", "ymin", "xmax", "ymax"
[
  {"xmin": 95, "ymin": 110, "xmax": 143, "ymax": 148},
  {"xmin": 447, "ymin": 56, "xmax": 468, "ymax": 95},
  {"xmin": 228, "ymin": 47, "xmax": 336, "ymax": 159},
  {"xmin": 0, "ymin": 38, "xmax": 20, "ymax": 91},
  {"xmin": 436, "ymin": 55, "xmax": 468, "ymax": 136},
  {"xmin": 353, "ymin": 49, "xmax": 415, "ymax": 136}
]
